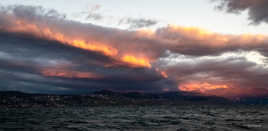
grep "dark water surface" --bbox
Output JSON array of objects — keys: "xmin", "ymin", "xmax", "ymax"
[{"xmin": 0, "ymin": 105, "xmax": 267, "ymax": 131}]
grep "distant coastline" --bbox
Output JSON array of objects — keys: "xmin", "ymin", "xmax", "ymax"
[{"xmin": 1, "ymin": 90, "xmax": 267, "ymax": 108}]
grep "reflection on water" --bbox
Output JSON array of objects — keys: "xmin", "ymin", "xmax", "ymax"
[{"xmin": 0, "ymin": 105, "xmax": 267, "ymax": 131}]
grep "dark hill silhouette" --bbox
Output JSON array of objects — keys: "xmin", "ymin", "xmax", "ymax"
[{"xmin": 0, "ymin": 90, "xmax": 267, "ymax": 107}]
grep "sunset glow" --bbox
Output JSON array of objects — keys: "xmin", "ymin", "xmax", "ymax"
[
  {"xmin": 179, "ymin": 82, "xmax": 230, "ymax": 94},
  {"xmin": 122, "ymin": 55, "xmax": 151, "ymax": 68},
  {"xmin": 1, "ymin": 3, "xmax": 268, "ymax": 98},
  {"xmin": 42, "ymin": 69, "xmax": 101, "ymax": 79},
  {"xmin": 2, "ymin": 2, "xmax": 268, "ymax": 130},
  {"xmin": 4, "ymin": 20, "xmax": 153, "ymax": 68},
  {"xmin": 160, "ymin": 71, "xmax": 168, "ymax": 78},
  {"xmin": 167, "ymin": 25, "xmax": 267, "ymax": 47},
  {"xmin": 8, "ymin": 20, "xmax": 118, "ymax": 57}
]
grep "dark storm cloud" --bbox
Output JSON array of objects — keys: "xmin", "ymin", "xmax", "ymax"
[
  {"xmin": 0, "ymin": 31, "xmax": 171, "ymax": 93},
  {"xmin": 213, "ymin": 0, "xmax": 268, "ymax": 24},
  {"xmin": 0, "ymin": 31, "xmax": 117, "ymax": 68},
  {"xmin": 1, "ymin": 5, "xmax": 268, "ymax": 96}
]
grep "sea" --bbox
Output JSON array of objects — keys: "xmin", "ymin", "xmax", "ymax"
[{"xmin": 0, "ymin": 105, "xmax": 267, "ymax": 131}]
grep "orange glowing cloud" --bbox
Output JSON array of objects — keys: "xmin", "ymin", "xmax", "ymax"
[
  {"xmin": 42, "ymin": 69, "xmax": 101, "ymax": 79},
  {"xmin": 155, "ymin": 68, "xmax": 168, "ymax": 78},
  {"xmin": 8, "ymin": 20, "xmax": 118, "ymax": 57},
  {"xmin": 179, "ymin": 82, "xmax": 230, "ymax": 93},
  {"xmin": 160, "ymin": 71, "xmax": 168, "ymax": 78},
  {"xmin": 122, "ymin": 55, "xmax": 151, "ymax": 68},
  {"xmin": 178, "ymin": 82, "xmax": 268, "ymax": 98},
  {"xmin": 1, "ymin": 19, "xmax": 154, "ymax": 68},
  {"xmin": 165, "ymin": 25, "xmax": 266, "ymax": 48},
  {"xmin": 72, "ymin": 40, "xmax": 118, "ymax": 56}
]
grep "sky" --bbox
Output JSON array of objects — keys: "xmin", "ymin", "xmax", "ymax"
[
  {"xmin": 0, "ymin": 0, "xmax": 268, "ymax": 98},
  {"xmin": 2, "ymin": 0, "xmax": 268, "ymax": 34}
]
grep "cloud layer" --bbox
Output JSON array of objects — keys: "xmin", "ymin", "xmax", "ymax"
[{"xmin": 1, "ymin": 5, "xmax": 268, "ymax": 97}]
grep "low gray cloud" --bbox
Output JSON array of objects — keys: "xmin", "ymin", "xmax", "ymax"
[
  {"xmin": 80, "ymin": 5, "xmax": 158, "ymax": 29},
  {"xmin": 118, "ymin": 18, "xmax": 158, "ymax": 29},
  {"xmin": 83, "ymin": 4, "xmax": 103, "ymax": 20}
]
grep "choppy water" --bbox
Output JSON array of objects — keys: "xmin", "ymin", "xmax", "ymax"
[{"xmin": 0, "ymin": 105, "xmax": 267, "ymax": 131}]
